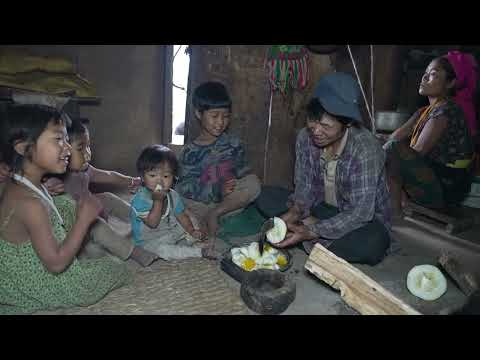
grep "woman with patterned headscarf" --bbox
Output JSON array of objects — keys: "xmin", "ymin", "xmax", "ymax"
[{"xmin": 384, "ymin": 52, "xmax": 476, "ymax": 218}]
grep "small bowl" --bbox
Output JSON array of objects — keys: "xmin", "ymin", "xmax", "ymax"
[
  {"xmin": 375, "ymin": 111, "xmax": 410, "ymax": 132},
  {"xmin": 240, "ymin": 269, "xmax": 296, "ymax": 315}
]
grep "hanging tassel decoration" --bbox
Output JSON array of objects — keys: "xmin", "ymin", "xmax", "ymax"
[{"xmin": 265, "ymin": 45, "xmax": 309, "ymax": 95}]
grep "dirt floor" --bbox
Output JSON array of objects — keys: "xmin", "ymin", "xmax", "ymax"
[{"xmin": 218, "ymin": 233, "xmax": 471, "ymax": 315}]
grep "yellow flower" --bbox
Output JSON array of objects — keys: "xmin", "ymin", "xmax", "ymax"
[
  {"xmin": 241, "ymin": 258, "xmax": 257, "ymax": 271},
  {"xmin": 277, "ymin": 255, "xmax": 288, "ymax": 267}
]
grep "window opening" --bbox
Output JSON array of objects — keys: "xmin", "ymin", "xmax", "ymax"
[{"xmin": 171, "ymin": 45, "xmax": 190, "ymax": 145}]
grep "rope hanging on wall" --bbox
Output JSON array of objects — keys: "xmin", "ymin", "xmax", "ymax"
[
  {"xmin": 370, "ymin": 45, "xmax": 375, "ymax": 129},
  {"xmin": 346, "ymin": 45, "xmax": 376, "ymax": 134},
  {"xmin": 263, "ymin": 45, "xmax": 309, "ymax": 183}
]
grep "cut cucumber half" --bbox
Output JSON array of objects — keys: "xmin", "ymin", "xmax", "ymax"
[
  {"xmin": 266, "ymin": 217, "xmax": 287, "ymax": 244},
  {"xmin": 407, "ymin": 265, "xmax": 447, "ymax": 301}
]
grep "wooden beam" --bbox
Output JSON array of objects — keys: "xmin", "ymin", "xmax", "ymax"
[
  {"xmin": 438, "ymin": 253, "xmax": 479, "ymax": 297},
  {"xmin": 403, "ymin": 201, "xmax": 474, "ymax": 234},
  {"xmin": 404, "ymin": 201, "xmax": 455, "ymax": 223},
  {"xmin": 305, "ymin": 244, "xmax": 421, "ymax": 315}
]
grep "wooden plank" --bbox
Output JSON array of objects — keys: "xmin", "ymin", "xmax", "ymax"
[
  {"xmin": 438, "ymin": 253, "xmax": 479, "ymax": 297},
  {"xmin": 305, "ymin": 244, "xmax": 421, "ymax": 315},
  {"xmin": 404, "ymin": 201, "xmax": 455, "ymax": 224},
  {"xmin": 446, "ymin": 218, "xmax": 474, "ymax": 234},
  {"xmin": 404, "ymin": 201, "xmax": 473, "ymax": 234}
]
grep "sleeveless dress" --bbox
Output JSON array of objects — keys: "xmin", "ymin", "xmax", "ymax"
[{"xmin": 0, "ymin": 194, "xmax": 132, "ymax": 315}]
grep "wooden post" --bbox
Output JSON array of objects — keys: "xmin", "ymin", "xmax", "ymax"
[{"xmin": 305, "ymin": 244, "xmax": 421, "ymax": 315}]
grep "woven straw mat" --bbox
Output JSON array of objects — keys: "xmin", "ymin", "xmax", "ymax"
[{"xmin": 36, "ymin": 258, "xmax": 250, "ymax": 315}]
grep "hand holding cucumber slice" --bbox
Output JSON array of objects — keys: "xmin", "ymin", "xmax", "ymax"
[{"xmin": 266, "ymin": 217, "xmax": 288, "ymax": 244}]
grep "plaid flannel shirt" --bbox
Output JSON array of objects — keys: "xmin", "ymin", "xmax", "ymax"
[{"xmin": 290, "ymin": 127, "xmax": 391, "ymax": 245}]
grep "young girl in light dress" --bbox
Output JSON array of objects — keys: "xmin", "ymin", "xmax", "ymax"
[{"xmin": 0, "ymin": 105, "xmax": 131, "ymax": 314}]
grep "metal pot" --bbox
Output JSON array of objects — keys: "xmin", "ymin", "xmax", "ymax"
[
  {"xmin": 375, "ymin": 111, "xmax": 411, "ymax": 132},
  {"xmin": 306, "ymin": 45, "xmax": 340, "ymax": 54}
]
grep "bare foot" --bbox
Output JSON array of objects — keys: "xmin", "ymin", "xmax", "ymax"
[
  {"xmin": 199, "ymin": 234, "xmax": 221, "ymax": 260},
  {"xmin": 206, "ymin": 211, "xmax": 220, "ymax": 237},
  {"xmin": 130, "ymin": 246, "xmax": 159, "ymax": 267},
  {"xmin": 194, "ymin": 241, "xmax": 210, "ymax": 249},
  {"xmin": 201, "ymin": 247, "xmax": 221, "ymax": 260}
]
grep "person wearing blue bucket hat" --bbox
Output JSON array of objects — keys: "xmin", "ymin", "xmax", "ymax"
[
  {"xmin": 257, "ymin": 72, "xmax": 393, "ymax": 265},
  {"xmin": 312, "ymin": 72, "xmax": 363, "ymax": 123}
]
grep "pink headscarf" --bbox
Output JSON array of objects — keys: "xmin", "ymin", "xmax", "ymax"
[{"xmin": 443, "ymin": 51, "xmax": 479, "ymax": 137}]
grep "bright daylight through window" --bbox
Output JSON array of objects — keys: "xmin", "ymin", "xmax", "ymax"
[{"xmin": 171, "ymin": 45, "xmax": 190, "ymax": 145}]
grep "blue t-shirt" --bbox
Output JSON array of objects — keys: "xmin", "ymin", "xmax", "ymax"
[{"xmin": 129, "ymin": 187, "xmax": 185, "ymax": 246}]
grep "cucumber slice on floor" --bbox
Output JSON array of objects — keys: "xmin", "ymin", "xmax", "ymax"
[{"xmin": 407, "ymin": 265, "xmax": 447, "ymax": 301}]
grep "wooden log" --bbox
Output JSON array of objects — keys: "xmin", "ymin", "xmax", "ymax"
[
  {"xmin": 438, "ymin": 253, "xmax": 479, "ymax": 297},
  {"xmin": 305, "ymin": 244, "xmax": 421, "ymax": 315}
]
